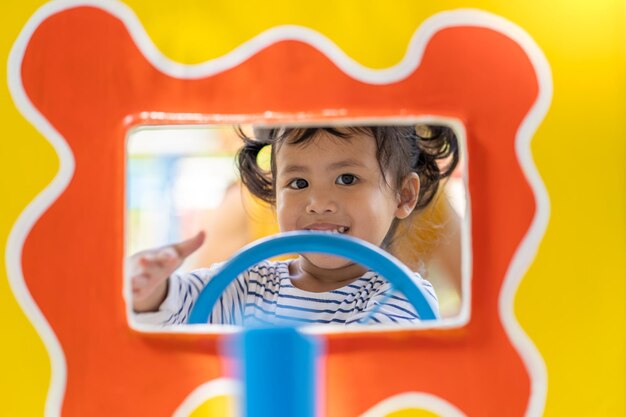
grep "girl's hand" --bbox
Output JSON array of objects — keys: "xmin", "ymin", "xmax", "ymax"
[{"xmin": 130, "ymin": 231, "xmax": 205, "ymax": 312}]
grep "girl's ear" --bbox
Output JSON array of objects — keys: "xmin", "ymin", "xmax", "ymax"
[{"xmin": 395, "ymin": 173, "xmax": 420, "ymax": 219}]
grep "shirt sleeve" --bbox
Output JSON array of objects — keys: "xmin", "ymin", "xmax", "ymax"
[
  {"xmin": 132, "ymin": 263, "xmax": 247, "ymax": 326},
  {"xmin": 347, "ymin": 274, "xmax": 440, "ymax": 325}
]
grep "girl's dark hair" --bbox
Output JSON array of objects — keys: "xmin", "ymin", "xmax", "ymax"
[{"xmin": 236, "ymin": 125, "xmax": 459, "ymax": 246}]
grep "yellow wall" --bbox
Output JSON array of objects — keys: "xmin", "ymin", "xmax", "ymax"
[
  {"xmin": 1, "ymin": 0, "xmax": 625, "ymax": 415},
  {"xmin": 2, "ymin": 2, "xmax": 57, "ymax": 416}
]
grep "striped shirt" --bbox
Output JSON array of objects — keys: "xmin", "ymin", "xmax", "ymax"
[{"xmin": 136, "ymin": 260, "xmax": 439, "ymax": 326}]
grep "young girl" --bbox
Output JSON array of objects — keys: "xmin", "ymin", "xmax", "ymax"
[{"xmin": 130, "ymin": 125, "xmax": 458, "ymax": 326}]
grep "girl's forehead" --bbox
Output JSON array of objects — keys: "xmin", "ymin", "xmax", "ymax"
[
  {"xmin": 274, "ymin": 133, "xmax": 380, "ymax": 173},
  {"xmin": 282, "ymin": 129, "xmax": 373, "ymax": 149},
  {"xmin": 277, "ymin": 133, "xmax": 376, "ymax": 159}
]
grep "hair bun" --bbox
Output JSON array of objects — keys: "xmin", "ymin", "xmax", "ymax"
[{"xmin": 415, "ymin": 124, "xmax": 434, "ymax": 138}]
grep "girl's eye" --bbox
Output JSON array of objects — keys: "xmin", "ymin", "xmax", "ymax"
[
  {"xmin": 288, "ymin": 178, "xmax": 309, "ymax": 189},
  {"xmin": 336, "ymin": 174, "xmax": 358, "ymax": 185}
]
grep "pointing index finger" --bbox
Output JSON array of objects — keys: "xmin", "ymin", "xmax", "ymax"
[{"xmin": 173, "ymin": 231, "xmax": 206, "ymax": 259}]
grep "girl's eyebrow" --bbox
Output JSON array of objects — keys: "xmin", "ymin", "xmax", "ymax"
[
  {"xmin": 328, "ymin": 159, "xmax": 366, "ymax": 170},
  {"xmin": 280, "ymin": 164, "xmax": 309, "ymax": 175},
  {"xmin": 280, "ymin": 159, "xmax": 365, "ymax": 175}
]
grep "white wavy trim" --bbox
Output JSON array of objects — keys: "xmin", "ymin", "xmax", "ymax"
[
  {"xmin": 172, "ymin": 378, "xmax": 239, "ymax": 417},
  {"xmin": 7, "ymin": 1, "xmax": 551, "ymax": 416},
  {"xmin": 359, "ymin": 392, "xmax": 467, "ymax": 417}
]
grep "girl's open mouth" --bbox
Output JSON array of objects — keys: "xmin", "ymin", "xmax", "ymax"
[{"xmin": 305, "ymin": 226, "xmax": 350, "ymax": 234}]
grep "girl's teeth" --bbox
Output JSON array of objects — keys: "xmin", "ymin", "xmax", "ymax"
[{"xmin": 309, "ymin": 227, "xmax": 348, "ymax": 234}]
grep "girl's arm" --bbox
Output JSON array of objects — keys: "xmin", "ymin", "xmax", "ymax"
[{"xmin": 153, "ymin": 267, "xmax": 247, "ymax": 325}]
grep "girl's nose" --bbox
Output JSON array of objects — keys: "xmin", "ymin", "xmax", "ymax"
[{"xmin": 306, "ymin": 191, "xmax": 338, "ymax": 214}]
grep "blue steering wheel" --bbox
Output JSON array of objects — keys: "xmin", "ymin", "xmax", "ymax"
[{"xmin": 187, "ymin": 231, "xmax": 438, "ymax": 324}]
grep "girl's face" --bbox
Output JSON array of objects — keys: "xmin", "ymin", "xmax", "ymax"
[{"xmin": 274, "ymin": 129, "xmax": 418, "ymax": 270}]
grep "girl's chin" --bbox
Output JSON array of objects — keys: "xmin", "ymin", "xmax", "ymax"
[{"xmin": 302, "ymin": 254, "xmax": 352, "ymax": 270}]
